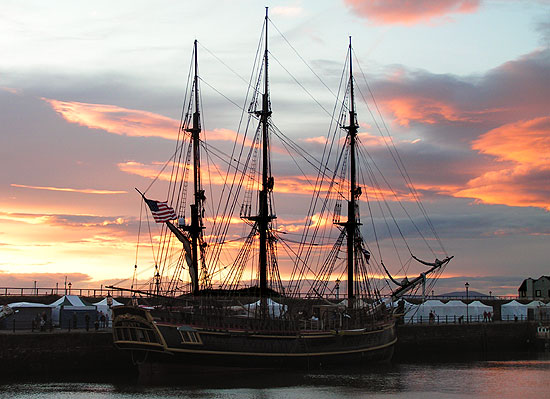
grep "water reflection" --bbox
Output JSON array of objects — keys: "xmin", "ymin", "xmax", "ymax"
[{"xmin": 1, "ymin": 354, "xmax": 549, "ymax": 399}]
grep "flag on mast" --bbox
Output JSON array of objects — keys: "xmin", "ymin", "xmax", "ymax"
[{"xmin": 144, "ymin": 197, "xmax": 177, "ymax": 223}]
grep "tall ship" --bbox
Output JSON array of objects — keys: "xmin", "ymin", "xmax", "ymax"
[{"xmin": 110, "ymin": 9, "xmax": 452, "ymax": 369}]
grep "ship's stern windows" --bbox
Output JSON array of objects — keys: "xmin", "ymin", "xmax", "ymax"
[{"xmin": 178, "ymin": 326, "xmax": 202, "ymax": 345}]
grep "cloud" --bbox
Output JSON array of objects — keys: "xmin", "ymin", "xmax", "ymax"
[
  {"xmin": 1, "ymin": 86, "xmax": 19, "ymax": 94},
  {"xmin": 344, "ymin": 0, "xmax": 480, "ymax": 26},
  {"xmin": 380, "ymin": 96, "xmax": 486, "ymax": 127},
  {"xmin": 43, "ymin": 98, "xmax": 180, "ymax": 140},
  {"xmin": 454, "ymin": 117, "xmax": 550, "ymax": 210},
  {"xmin": 0, "ymin": 272, "xmax": 93, "ymax": 289},
  {"xmin": 368, "ymin": 47, "xmax": 550, "ymax": 211},
  {"xmin": 0, "ymin": 211, "xmax": 132, "ymax": 231},
  {"xmin": 42, "ymin": 97, "xmax": 250, "ymax": 150},
  {"xmin": 11, "ymin": 184, "xmax": 126, "ymax": 195}
]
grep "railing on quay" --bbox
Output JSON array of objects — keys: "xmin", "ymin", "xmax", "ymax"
[
  {"xmin": 0, "ymin": 286, "xmax": 132, "ymax": 298},
  {"xmin": 0, "ymin": 286, "xmax": 532, "ymax": 301},
  {"xmin": 405, "ymin": 314, "xmax": 550, "ymax": 324}
]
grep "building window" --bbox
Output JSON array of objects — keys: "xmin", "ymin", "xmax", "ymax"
[{"xmin": 535, "ymin": 290, "xmax": 541, "ymax": 297}]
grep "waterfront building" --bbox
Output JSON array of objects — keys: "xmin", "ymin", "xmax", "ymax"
[{"xmin": 518, "ymin": 276, "xmax": 550, "ymax": 300}]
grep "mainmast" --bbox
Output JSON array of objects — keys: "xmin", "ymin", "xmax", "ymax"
[
  {"xmin": 345, "ymin": 37, "xmax": 360, "ymax": 308},
  {"xmin": 246, "ymin": 7, "xmax": 275, "ymax": 299}
]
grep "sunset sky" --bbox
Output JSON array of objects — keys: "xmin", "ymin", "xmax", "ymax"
[{"xmin": 1, "ymin": 0, "xmax": 549, "ymax": 296}]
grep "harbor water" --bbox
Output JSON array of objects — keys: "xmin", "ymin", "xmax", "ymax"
[{"xmin": 1, "ymin": 355, "xmax": 549, "ymax": 399}]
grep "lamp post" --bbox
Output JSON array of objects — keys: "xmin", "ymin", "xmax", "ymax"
[
  {"xmin": 465, "ymin": 282, "xmax": 469, "ymax": 323},
  {"xmin": 68, "ymin": 282, "xmax": 72, "ymax": 295},
  {"xmin": 13, "ymin": 309, "xmax": 20, "ymax": 333},
  {"xmin": 335, "ymin": 279, "xmax": 340, "ymax": 300}
]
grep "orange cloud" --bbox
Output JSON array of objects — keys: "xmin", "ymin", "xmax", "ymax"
[
  {"xmin": 44, "ymin": 98, "xmax": 179, "ymax": 139},
  {"xmin": 344, "ymin": 0, "xmax": 480, "ymax": 26},
  {"xmin": 43, "ymin": 98, "xmax": 245, "ymax": 144},
  {"xmin": 11, "ymin": 184, "xmax": 126, "ymax": 195},
  {"xmin": 471, "ymin": 117, "xmax": 550, "ymax": 167},
  {"xmin": 302, "ymin": 136, "xmax": 328, "ymax": 145},
  {"xmin": 381, "ymin": 97, "xmax": 478, "ymax": 127},
  {"xmin": 1, "ymin": 87, "xmax": 19, "ymax": 94},
  {"xmin": 0, "ymin": 211, "xmax": 129, "ymax": 229},
  {"xmin": 454, "ymin": 117, "xmax": 550, "ymax": 210}
]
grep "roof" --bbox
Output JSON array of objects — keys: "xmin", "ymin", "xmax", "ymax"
[
  {"xmin": 50, "ymin": 295, "xmax": 94, "ymax": 308},
  {"xmin": 8, "ymin": 302, "xmax": 53, "ymax": 308},
  {"xmin": 519, "ymin": 276, "xmax": 550, "ymax": 291}
]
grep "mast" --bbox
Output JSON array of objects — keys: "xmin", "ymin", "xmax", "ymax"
[
  {"xmin": 258, "ymin": 7, "xmax": 273, "ymax": 299},
  {"xmin": 186, "ymin": 39, "xmax": 203, "ymax": 295},
  {"xmin": 243, "ymin": 7, "xmax": 275, "ymax": 299},
  {"xmin": 346, "ymin": 37, "xmax": 360, "ymax": 308}
]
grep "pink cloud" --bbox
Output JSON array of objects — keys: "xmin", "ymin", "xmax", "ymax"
[
  {"xmin": 344, "ymin": 0, "xmax": 480, "ymax": 26},
  {"xmin": 454, "ymin": 117, "xmax": 550, "ymax": 210},
  {"xmin": 44, "ymin": 98, "xmax": 180, "ymax": 140},
  {"xmin": 42, "ymin": 98, "xmax": 246, "ymax": 145},
  {"xmin": 368, "ymin": 46, "xmax": 550, "ymax": 211},
  {"xmin": 11, "ymin": 184, "xmax": 126, "ymax": 195}
]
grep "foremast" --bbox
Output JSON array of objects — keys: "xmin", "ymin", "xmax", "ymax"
[
  {"xmin": 166, "ymin": 39, "xmax": 205, "ymax": 295},
  {"xmin": 187, "ymin": 39, "xmax": 205, "ymax": 295}
]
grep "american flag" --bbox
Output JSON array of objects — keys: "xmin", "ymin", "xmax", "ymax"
[{"xmin": 144, "ymin": 198, "xmax": 177, "ymax": 223}]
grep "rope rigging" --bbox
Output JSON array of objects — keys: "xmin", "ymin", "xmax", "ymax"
[{"xmin": 127, "ymin": 18, "xmax": 452, "ymax": 302}]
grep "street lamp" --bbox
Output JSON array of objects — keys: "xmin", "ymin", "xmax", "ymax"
[
  {"xmin": 335, "ymin": 279, "xmax": 341, "ymax": 300},
  {"xmin": 68, "ymin": 282, "xmax": 72, "ymax": 295},
  {"xmin": 465, "ymin": 282, "xmax": 469, "ymax": 323}
]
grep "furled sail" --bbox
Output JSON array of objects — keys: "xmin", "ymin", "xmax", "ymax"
[{"xmin": 165, "ymin": 221, "xmax": 196, "ymax": 288}]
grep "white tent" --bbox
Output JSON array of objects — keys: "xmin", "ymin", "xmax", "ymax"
[
  {"xmin": 93, "ymin": 297, "xmax": 124, "ymax": 327},
  {"xmin": 232, "ymin": 298, "xmax": 287, "ymax": 318},
  {"xmin": 8, "ymin": 302, "xmax": 53, "ymax": 308},
  {"xmin": 466, "ymin": 301, "xmax": 493, "ymax": 321},
  {"xmin": 403, "ymin": 300, "xmax": 447, "ymax": 323},
  {"xmin": 403, "ymin": 300, "xmax": 488, "ymax": 323},
  {"xmin": 2, "ymin": 302, "xmax": 54, "ymax": 329},
  {"xmin": 50, "ymin": 295, "xmax": 96, "ymax": 327},
  {"xmin": 501, "ymin": 300, "xmax": 527, "ymax": 321},
  {"xmin": 526, "ymin": 300, "xmax": 547, "ymax": 308},
  {"xmin": 440, "ymin": 300, "xmax": 468, "ymax": 319},
  {"xmin": 50, "ymin": 295, "xmax": 93, "ymax": 308}
]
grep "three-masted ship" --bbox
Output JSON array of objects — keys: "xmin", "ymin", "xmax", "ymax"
[{"xmin": 111, "ymin": 9, "xmax": 452, "ymax": 369}]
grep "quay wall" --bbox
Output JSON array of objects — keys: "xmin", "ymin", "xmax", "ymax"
[
  {"xmin": 394, "ymin": 321, "xmax": 537, "ymax": 361},
  {"xmin": 0, "ymin": 322, "xmax": 542, "ymax": 375},
  {"xmin": 0, "ymin": 331, "xmax": 133, "ymax": 375}
]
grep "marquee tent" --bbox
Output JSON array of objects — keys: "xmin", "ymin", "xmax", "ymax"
[
  {"xmin": 50, "ymin": 295, "xmax": 97, "ymax": 328},
  {"xmin": 232, "ymin": 298, "xmax": 287, "ymax": 318},
  {"xmin": 465, "ymin": 301, "xmax": 493, "ymax": 321},
  {"xmin": 501, "ymin": 300, "xmax": 527, "ymax": 321},
  {"xmin": 93, "ymin": 297, "xmax": 124, "ymax": 327},
  {"xmin": 403, "ymin": 300, "xmax": 447, "ymax": 323},
  {"xmin": 0, "ymin": 302, "xmax": 53, "ymax": 330}
]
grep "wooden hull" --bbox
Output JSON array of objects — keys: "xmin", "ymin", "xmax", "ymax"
[{"xmin": 113, "ymin": 306, "xmax": 396, "ymax": 369}]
